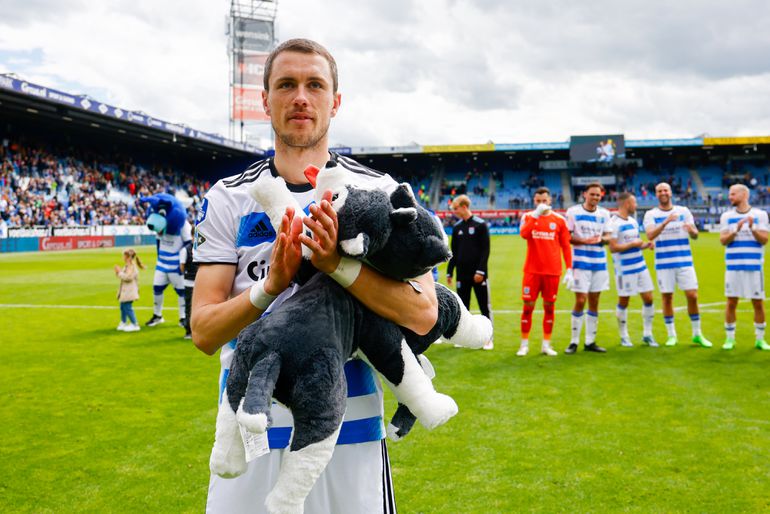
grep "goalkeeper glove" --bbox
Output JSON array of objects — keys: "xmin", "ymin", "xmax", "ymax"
[
  {"xmin": 531, "ymin": 202, "xmax": 550, "ymax": 218},
  {"xmin": 562, "ymin": 268, "xmax": 575, "ymax": 290}
]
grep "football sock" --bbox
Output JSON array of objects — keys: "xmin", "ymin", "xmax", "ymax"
[
  {"xmin": 755, "ymin": 322, "xmax": 766, "ymax": 340},
  {"xmin": 153, "ymin": 294, "xmax": 164, "ymax": 317},
  {"xmin": 177, "ymin": 290, "xmax": 186, "ymax": 320},
  {"xmin": 690, "ymin": 313, "xmax": 701, "ymax": 336},
  {"xmin": 725, "ymin": 322, "xmax": 736, "ymax": 340},
  {"xmin": 664, "ymin": 315, "xmax": 676, "ymax": 337},
  {"xmin": 521, "ymin": 303, "xmax": 534, "ymax": 340},
  {"xmin": 570, "ymin": 311, "xmax": 584, "ymax": 343},
  {"xmin": 585, "ymin": 311, "xmax": 599, "ymax": 344},
  {"xmin": 616, "ymin": 304, "xmax": 629, "ymax": 338},
  {"xmin": 543, "ymin": 303, "xmax": 555, "ymax": 340},
  {"xmin": 642, "ymin": 303, "xmax": 654, "ymax": 337}
]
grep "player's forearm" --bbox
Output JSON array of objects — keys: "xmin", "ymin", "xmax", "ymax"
[
  {"xmin": 719, "ymin": 232, "xmax": 735, "ymax": 246},
  {"xmin": 345, "ymin": 266, "xmax": 438, "ymax": 336},
  {"xmin": 752, "ymin": 229, "xmax": 769, "ymax": 245},
  {"xmin": 646, "ymin": 224, "xmax": 665, "ymax": 241},
  {"xmin": 191, "ymin": 291, "xmax": 262, "ymax": 355}
]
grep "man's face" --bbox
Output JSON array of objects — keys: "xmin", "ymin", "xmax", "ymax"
[
  {"xmin": 262, "ymin": 51, "xmax": 341, "ymax": 149},
  {"xmin": 624, "ymin": 195, "xmax": 637, "ymax": 215},
  {"xmin": 728, "ymin": 186, "xmax": 747, "ymax": 206},
  {"xmin": 583, "ymin": 187, "xmax": 602, "ymax": 208},
  {"xmin": 452, "ymin": 204, "xmax": 470, "ymax": 219},
  {"xmin": 656, "ymin": 183, "xmax": 672, "ymax": 206},
  {"xmin": 533, "ymin": 192, "xmax": 551, "ymax": 207}
]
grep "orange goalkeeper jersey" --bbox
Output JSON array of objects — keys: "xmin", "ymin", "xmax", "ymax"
[{"xmin": 520, "ymin": 211, "xmax": 572, "ymax": 276}]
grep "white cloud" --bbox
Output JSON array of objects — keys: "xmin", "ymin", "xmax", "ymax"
[{"xmin": 1, "ymin": 0, "xmax": 769, "ymax": 147}]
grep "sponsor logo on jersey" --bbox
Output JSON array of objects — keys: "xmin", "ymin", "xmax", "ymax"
[
  {"xmin": 236, "ymin": 212, "xmax": 276, "ymax": 247},
  {"xmin": 532, "ymin": 230, "xmax": 556, "ymax": 240},
  {"xmin": 194, "ymin": 230, "xmax": 206, "ymax": 249},
  {"xmin": 196, "ymin": 198, "xmax": 208, "ymax": 225}
]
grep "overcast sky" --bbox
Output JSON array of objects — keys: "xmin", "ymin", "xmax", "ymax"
[{"xmin": 1, "ymin": 0, "xmax": 769, "ymax": 149}]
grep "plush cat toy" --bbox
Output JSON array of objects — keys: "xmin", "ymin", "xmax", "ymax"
[{"xmin": 209, "ymin": 162, "xmax": 493, "ymax": 514}]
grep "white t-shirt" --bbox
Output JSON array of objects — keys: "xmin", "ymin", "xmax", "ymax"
[
  {"xmin": 719, "ymin": 207, "xmax": 769, "ymax": 272},
  {"xmin": 643, "ymin": 205, "xmax": 695, "ymax": 270},
  {"xmin": 194, "ymin": 153, "xmax": 398, "ymax": 448}
]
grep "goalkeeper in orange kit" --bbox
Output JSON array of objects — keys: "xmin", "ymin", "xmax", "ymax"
[{"xmin": 517, "ymin": 187, "xmax": 573, "ymax": 356}]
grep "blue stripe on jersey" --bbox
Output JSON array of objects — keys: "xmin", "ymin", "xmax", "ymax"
[
  {"xmin": 621, "ymin": 264, "xmax": 648, "ymax": 276},
  {"xmin": 727, "ymin": 240, "xmax": 763, "ymax": 249},
  {"xmin": 158, "ymin": 257, "xmax": 180, "ymax": 266},
  {"xmin": 656, "ymin": 261, "xmax": 693, "ymax": 270},
  {"xmin": 653, "ymin": 215, "xmax": 685, "ymax": 223},
  {"xmin": 620, "ymin": 247, "xmax": 640, "ymax": 255},
  {"xmin": 725, "ymin": 252, "xmax": 763, "ymax": 260},
  {"xmin": 574, "ymin": 214, "xmax": 602, "ymax": 222},
  {"xmin": 583, "ymin": 242, "xmax": 603, "ymax": 248},
  {"xmin": 727, "ymin": 217, "xmax": 759, "ymax": 224},
  {"xmin": 727, "ymin": 264, "xmax": 763, "ymax": 271},
  {"xmin": 345, "ymin": 359, "xmax": 378, "ymax": 397},
  {"xmin": 574, "ymin": 248, "xmax": 606, "ymax": 258},
  {"xmin": 655, "ymin": 238, "xmax": 690, "ymax": 248},
  {"xmin": 574, "ymin": 261, "xmax": 607, "ymax": 271},
  {"xmin": 159, "ymin": 250, "xmax": 178, "ymax": 257},
  {"xmin": 657, "ymin": 249, "xmax": 692, "ymax": 259},
  {"xmin": 267, "ymin": 416, "xmax": 384, "ymax": 449},
  {"xmin": 157, "ymin": 264, "xmax": 180, "ymax": 273},
  {"xmin": 618, "ymin": 224, "xmax": 636, "ymax": 232},
  {"xmin": 620, "ymin": 255, "xmax": 645, "ymax": 266}
]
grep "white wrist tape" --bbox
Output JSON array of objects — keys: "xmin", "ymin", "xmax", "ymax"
[
  {"xmin": 329, "ymin": 257, "xmax": 362, "ymax": 288},
  {"xmin": 249, "ymin": 280, "xmax": 278, "ymax": 311}
]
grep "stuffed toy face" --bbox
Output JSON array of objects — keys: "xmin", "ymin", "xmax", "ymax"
[
  {"xmin": 140, "ymin": 193, "xmax": 187, "ymax": 236},
  {"xmin": 306, "ymin": 163, "xmax": 451, "ymax": 279}
]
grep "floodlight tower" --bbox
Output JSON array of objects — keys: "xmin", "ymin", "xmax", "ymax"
[{"xmin": 227, "ymin": 0, "xmax": 278, "ymax": 145}]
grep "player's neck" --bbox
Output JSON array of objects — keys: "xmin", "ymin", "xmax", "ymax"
[
  {"xmin": 616, "ymin": 210, "xmax": 630, "ymax": 220},
  {"xmin": 658, "ymin": 203, "xmax": 673, "ymax": 211},
  {"xmin": 735, "ymin": 203, "xmax": 751, "ymax": 214},
  {"xmin": 581, "ymin": 203, "xmax": 597, "ymax": 212},
  {"xmin": 273, "ymin": 144, "xmax": 331, "ymax": 186}
]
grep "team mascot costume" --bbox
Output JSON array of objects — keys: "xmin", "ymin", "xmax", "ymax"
[
  {"xmin": 209, "ymin": 162, "xmax": 493, "ymax": 514},
  {"xmin": 140, "ymin": 193, "xmax": 193, "ymax": 327}
]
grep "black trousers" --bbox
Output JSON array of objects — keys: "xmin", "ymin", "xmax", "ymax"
[
  {"xmin": 184, "ymin": 285, "xmax": 193, "ymax": 332},
  {"xmin": 456, "ymin": 274, "xmax": 492, "ymax": 319}
]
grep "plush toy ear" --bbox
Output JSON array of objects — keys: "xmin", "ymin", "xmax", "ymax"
[
  {"xmin": 303, "ymin": 165, "xmax": 320, "ymax": 187},
  {"xmin": 390, "ymin": 207, "xmax": 418, "ymax": 226},
  {"xmin": 340, "ymin": 232, "xmax": 370, "ymax": 257},
  {"xmin": 390, "ymin": 184, "xmax": 418, "ymax": 209}
]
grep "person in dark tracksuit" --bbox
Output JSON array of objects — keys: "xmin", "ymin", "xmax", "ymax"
[
  {"xmin": 179, "ymin": 224, "xmax": 199, "ymax": 339},
  {"xmin": 446, "ymin": 194, "xmax": 494, "ymax": 350}
]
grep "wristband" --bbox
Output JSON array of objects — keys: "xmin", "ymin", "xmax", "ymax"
[
  {"xmin": 329, "ymin": 257, "xmax": 362, "ymax": 288},
  {"xmin": 249, "ymin": 280, "xmax": 278, "ymax": 311}
]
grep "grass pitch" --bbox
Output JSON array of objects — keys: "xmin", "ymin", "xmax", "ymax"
[{"xmin": 2, "ymin": 234, "xmax": 770, "ymax": 513}]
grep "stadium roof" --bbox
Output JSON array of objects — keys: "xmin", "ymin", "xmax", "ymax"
[{"xmin": 0, "ymin": 74, "xmax": 262, "ymax": 159}]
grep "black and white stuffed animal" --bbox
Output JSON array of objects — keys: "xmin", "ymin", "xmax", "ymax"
[{"xmin": 209, "ymin": 162, "xmax": 493, "ymax": 514}]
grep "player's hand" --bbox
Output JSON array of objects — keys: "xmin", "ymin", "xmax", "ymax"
[
  {"xmin": 300, "ymin": 190, "xmax": 341, "ymax": 274},
  {"xmin": 473, "ymin": 273, "xmax": 484, "ymax": 284},
  {"xmin": 264, "ymin": 207, "xmax": 303, "ymax": 296},
  {"xmin": 640, "ymin": 241, "xmax": 653, "ymax": 250},
  {"xmin": 532, "ymin": 202, "xmax": 550, "ymax": 218},
  {"xmin": 585, "ymin": 235, "xmax": 602, "ymax": 245},
  {"xmin": 747, "ymin": 216, "xmax": 754, "ymax": 228},
  {"xmin": 562, "ymin": 268, "xmax": 574, "ymax": 290},
  {"xmin": 664, "ymin": 213, "xmax": 678, "ymax": 225},
  {"xmin": 447, "ymin": 275, "xmax": 453, "ymax": 286},
  {"xmin": 684, "ymin": 223, "xmax": 698, "ymax": 236},
  {"xmin": 736, "ymin": 218, "xmax": 747, "ymax": 230}
]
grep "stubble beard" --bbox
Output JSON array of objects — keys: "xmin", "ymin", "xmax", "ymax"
[{"xmin": 275, "ymin": 121, "xmax": 330, "ymax": 150}]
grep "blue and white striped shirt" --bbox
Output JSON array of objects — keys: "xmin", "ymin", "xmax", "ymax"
[
  {"xmin": 719, "ymin": 207, "xmax": 769, "ymax": 272},
  {"xmin": 155, "ymin": 221, "xmax": 193, "ymax": 273},
  {"xmin": 643, "ymin": 205, "xmax": 695, "ymax": 270},
  {"xmin": 566, "ymin": 204, "xmax": 610, "ymax": 271},
  {"xmin": 608, "ymin": 214, "xmax": 648, "ymax": 276}
]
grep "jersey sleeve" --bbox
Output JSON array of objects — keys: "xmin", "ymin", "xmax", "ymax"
[
  {"xmin": 193, "ymin": 183, "xmax": 238, "ymax": 264},
  {"xmin": 181, "ymin": 221, "xmax": 193, "ymax": 244},
  {"xmin": 565, "ymin": 207, "xmax": 576, "ymax": 231},
  {"xmin": 476, "ymin": 220, "xmax": 490, "ymax": 275},
  {"xmin": 682, "ymin": 207, "xmax": 695, "ymax": 225},
  {"xmin": 559, "ymin": 217, "xmax": 573, "ymax": 269},
  {"xmin": 608, "ymin": 217, "xmax": 620, "ymax": 240},
  {"xmin": 602, "ymin": 209, "xmax": 612, "ymax": 233},
  {"xmin": 642, "ymin": 210, "xmax": 654, "ymax": 230},
  {"xmin": 757, "ymin": 210, "xmax": 769, "ymax": 231}
]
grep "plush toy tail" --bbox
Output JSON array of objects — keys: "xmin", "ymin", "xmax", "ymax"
[{"xmin": 236, "ymin": 351, "xmax": 282, "ymax": 434}]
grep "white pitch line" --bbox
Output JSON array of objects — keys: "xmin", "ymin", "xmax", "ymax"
[{"xmin": 0, "ymin": 304, "xmax": 176, "ymax": 311}]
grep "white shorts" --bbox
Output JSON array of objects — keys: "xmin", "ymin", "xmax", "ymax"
[
  {"xmin": 725, "ymin": 270, "xmax": 765, "ymax": 300},
  {"xmin": 571, "ymin": 268, "xmax": 610, "ymax": 294},
  {"xmin": 153, "ymin": 268, "xmax": 185, "ymax": 290},
  {"xmin": 656, "ymin": 266, "xmax": 698, "ymax": 294},
  {"xmin": 615, "ymin": 268, "xmax": 654, "ymax": 297},
  {"xmin": 206, "ymin": 439, "xmax": 395, "ymax": 514}
]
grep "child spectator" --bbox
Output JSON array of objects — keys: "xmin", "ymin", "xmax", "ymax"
[{"xmin": 115, "ymin": 248, "xmax": 145, "ymax": 332}]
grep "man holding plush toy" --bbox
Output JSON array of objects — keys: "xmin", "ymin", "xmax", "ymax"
[{"xmin": 191, "ymin": 38, "xmax": 438, "ymax": 513}]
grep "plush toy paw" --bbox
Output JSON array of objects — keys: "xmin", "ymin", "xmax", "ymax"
[
  {"xmin": 447, "ymin": 312, "xmax": 493, "ymax": 350},
  {"xmin": 265, "ymin": 493, "xmax": 304, "ymax": 514},
  {"xmin": 236, "ymin": 406, "xmax": 269, "ymax": 434},
  {"xmin": 386, "ymin": 423, "xmax": 404, "ymax": 442},
  {"xmin": 415, "ymin": 392, "xmax": 458, "ymax": 430},
  {"xmin": 209, "ymin": 396, "xmax": 248, "ymax": 478}
]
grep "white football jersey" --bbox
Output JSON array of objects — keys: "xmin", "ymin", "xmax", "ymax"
[
  {"xmin": 719, "ymin": 207, "xmax": 769, "ymax": 271},
  {"xmin": 607, "ymin": 214, "xmax": 648, "ymax": 276},
  {"xmin": 643, "ymin": 205, "xmax": 696, "ymax": 270},
  {"xmin": 155, "ymin": 221, "xmax": 193, "ymax": 273},
  {"xmin": 565, "ymin": 204, "xmax": 610, "ymax": 272}
]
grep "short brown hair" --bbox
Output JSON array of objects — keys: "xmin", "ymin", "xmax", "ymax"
[
  {"xmin": 534, "ymin": 187, "xmax": 551, "ymax": 196},
  {"xmin": 263, "ymin": 38, "xmax": 339, "ymax": 92},
  {"xmin": 584, "ymin": 182, "xmax": 605, "ymax": 193},
  {"xmin": 617, "ymin": 191, "xmax": 634, "ymax": 202}
]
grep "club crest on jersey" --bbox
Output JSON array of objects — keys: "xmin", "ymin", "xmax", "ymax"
[
  {"xmin": 196, "ymin": 198, "xmax": 208, "ymax": 225},
  {"xmin": 236, "ymin": 212, "xmax": 276, "ymax": 247},
  {"xmin": 549, "ymin": 222, "xmax": 556, "ymax": 230},
  {"xmin": 194, "ymin": 230, "xmax": 207, "ymax": 249},
  {"xmin": 469, "ymin": 227, "xmax": 475, "ymax": 235},
  {"xmin": 523, "ymin": 286, "xmax": 530, "ymax": 294}
]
